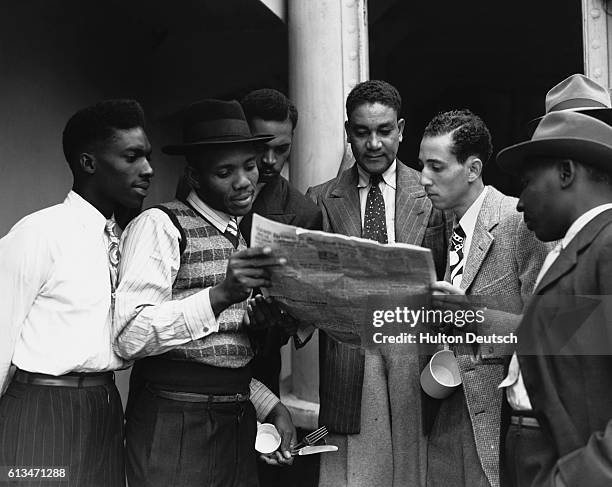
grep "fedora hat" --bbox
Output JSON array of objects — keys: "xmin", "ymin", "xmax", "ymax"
[
  {"xmin": 162, "ymin": 99, "xmax": 273, "ymax": 155},
  {"xmin": 527, "ymin": 74, "xmax": 612, "ymax": 132},
  {"xmin": 498, "ymin": 110, "xmax": 612, "ymax": 174}
]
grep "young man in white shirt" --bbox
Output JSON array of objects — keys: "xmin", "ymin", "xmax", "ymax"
[
  {"xmin": 0, "ymin": 99, "xmax": 153, "ymax": 487},
  {"xmin": 114, "ymin": 99, "xmax": 296, "ymax": 487}
]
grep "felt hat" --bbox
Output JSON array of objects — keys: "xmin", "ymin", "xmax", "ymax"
[
  {"xmin": 163, "ymin": 99, "xmax": 273, "ymax": 155},
  {"xmin": 498, "ymin": 110, "xmax": 612, "ymax": 174},
  {"xmin": 526, "ymin": 74, "xmax": 612, "ymax": 133}
]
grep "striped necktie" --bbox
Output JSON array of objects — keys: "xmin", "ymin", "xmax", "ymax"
[
  {"xmin": 449, "ymin": 224, "xmax": 466, "ymax": 288},
  {"xmin": 362, "ymin": 173, "xmax": 388, "ymax": 244},
  {"xmin": 225, "ymin": 217, "xmax": 240, "ymax": 249},
  {"xmin": 104, "ymin": 219, "xmax": 121, "ymax": 291}
]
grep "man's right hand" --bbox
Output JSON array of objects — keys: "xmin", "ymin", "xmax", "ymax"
[{"xmin": 210, "ymin": 247, "xmax": 286, "ymax": 316}]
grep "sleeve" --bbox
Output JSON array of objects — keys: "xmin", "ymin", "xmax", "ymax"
[
  {"xmin": 250, "ymin": 378, "xmax": 280, "ymax": 422},
  {"xmin": 0, "ymin": 222, "xmax": 51, "ymax": 394},
  {"xmin": 113, "ymin": 209, "xmax": 219, "ymax": 360}
]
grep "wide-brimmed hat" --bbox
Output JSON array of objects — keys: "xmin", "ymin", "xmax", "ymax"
[
  {"xmin": 498, "ymin": 110, "xmax": 612, "ymax": 174},
  {"xmin": 527, "ymin": 74, "xmax": 612, "ymax": 132},
  {"xmin": 162, "ymin": 99, "xmax": 273, "ymax": 155}
]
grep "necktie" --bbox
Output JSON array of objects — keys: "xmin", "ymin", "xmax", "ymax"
[
  {"xmin": 449, "ymin": 224, "xmax": 466, "ymax": 288},
  {"xmin": 225, "ymin": 217, "xmax": 240, "ymax": 249},
  {"xmin": 362, "ymin": 174, "xmax": 388, "ymax": 244},
  {"xmin": 104, "ymin": 219, "xmax": 121, "ymax": 291}
]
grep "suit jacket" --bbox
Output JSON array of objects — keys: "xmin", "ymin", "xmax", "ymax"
[
  {"xmin": 306, "ymin": 161, "xmax": 449, "ymax": 433},
  {"xmin": 438, "ymin": 186, "xmax": 549, "ymax": 487},
  {"xmin": 517, "ymin": 208, "xmax": 612, "ymax": 487},
  {"xmin": 239, "ymin": 175, "xmax": 322, "ymax": 245},
  {"xmin": 239, "ymin": 175, "xmax": 322, "ymax": 395}
]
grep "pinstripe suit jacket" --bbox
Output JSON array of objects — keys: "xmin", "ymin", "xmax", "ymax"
[
  {"xmin": 439, "ymin": 186, "xmax": 550, "ymax": 487},
  {"xmin": 306, "ymin": 161, "xmax": 449, "ymax": 434}
]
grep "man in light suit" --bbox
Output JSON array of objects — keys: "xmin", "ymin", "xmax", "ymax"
[
  {"xmin": 497, "ymin": 110, "xmax": 612, "ymax": 486},
  {"xmin": 418, "ymin": 109, "xmax": 550, "ymax": 487},
  {"xmin": 307, "ymin": 80, "xmax": 448, "ymax": 487}
]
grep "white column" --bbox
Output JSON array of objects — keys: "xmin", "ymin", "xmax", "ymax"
[
  {"xmin": 284, "ymin": 0, "xmax": 369, "ymax": 429},
  {"xmin": 582, "ymin": 0, "xmax": 609, "ymax": 88}
]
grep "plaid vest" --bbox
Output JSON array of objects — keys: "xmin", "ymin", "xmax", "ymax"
[{"xmin": 156, "ymin": 200, "xmax": 253, "ymax": 368}]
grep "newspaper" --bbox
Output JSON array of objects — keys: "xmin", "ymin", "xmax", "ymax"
[{"xmin": 250, "ymin": 213, "xmax": 436, "ymax": 345}]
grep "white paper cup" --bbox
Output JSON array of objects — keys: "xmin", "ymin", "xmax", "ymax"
[
  {"xmin": 255, "ymin": 423, "xmax": 281, "ymax": 454},
  {"xmin": 420, "ymin": 349, "xmax": 462, "ymax": 399}
]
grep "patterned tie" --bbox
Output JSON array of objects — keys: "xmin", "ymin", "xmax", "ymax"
[
  {"xmin": 449, "ymin": 224, "xmax": 466, "ymax": 288},
  {"xmin": 362, "ymin": 174, "xmax": 388, "ymax": 244},
  {"xmin": 225, "ymin": 217, "xmax": 240, "ymax": 249},
  {"xmin": 104, "ymin": 219, "xmax": 121, "ymax": 291}
]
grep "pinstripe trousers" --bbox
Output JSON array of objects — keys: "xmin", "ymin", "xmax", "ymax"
[{"xmin": 0, "ymin": 380, "xmax": 125, "ymax": 487}]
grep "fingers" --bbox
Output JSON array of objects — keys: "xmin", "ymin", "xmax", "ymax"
[
  {"xmin": 277, "ymin": 424, "xmax": 296, "ymax": 464},
  {"xmin": 430, "ymin": 281, "xmax": 464, "ymax": 295},
  {"xmin": 231, "ymin": 247, "xmax": 287, "ymax": 267},
  {"xmin": 259, "ymin": 453, "xmax": 281, "ymax": 466}
]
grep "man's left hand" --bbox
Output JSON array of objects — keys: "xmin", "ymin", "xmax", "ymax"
[
  {"xmin": 246, "ymin": 294, "xmax": 283, "ymax": 330},
  {"xmin": 260, "ymin": 402, "xmax": 296, "ymax": 466}
]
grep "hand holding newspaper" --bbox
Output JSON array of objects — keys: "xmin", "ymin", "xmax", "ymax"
[{"xmin": 250, "ymin": 214, "xmax": 436, "ymax": 345}]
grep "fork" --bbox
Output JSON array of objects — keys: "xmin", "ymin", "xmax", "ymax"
[{"xmin": 291, "ymin": 426, "xmax": 328, "ymax": 452}]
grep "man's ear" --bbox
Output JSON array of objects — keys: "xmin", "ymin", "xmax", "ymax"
[
  {"xmin": 186, "ymin": 165, "xmax": 200, "ymax": 189},
  {"xmin": 466, "ymin": 156, "xmax": 483, "ymax": 182},
  {"xmin": 79, "ymin": 153, "xmax": 96, "ymax": 174},
  {"xmin": 397, "ymin": 118, "xmax": 405, "ymax": 142},
  {"xmin": 558, "ymin": 159, "xmax": 576, "ymax": 189},
  {"xmin": 344, "ymin": 120, "xmax": 352, "ymax": 142}
]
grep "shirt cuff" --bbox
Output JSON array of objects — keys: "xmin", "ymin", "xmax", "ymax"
[
  {"xmin": 250, "ymin": 378, "xmax": 280, "ymax": 422},
  {"xmin": 181, "ymin": 288, "xmax": 219, "ymax": 338}
]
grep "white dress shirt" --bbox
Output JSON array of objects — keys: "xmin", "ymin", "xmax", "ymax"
[
  {"xmin": 114, "ymin": 191, "xmax": 278, "ymax": 420},
  {"xmin": 500, "ymin": 203, "xmax": 612, "ymax": 410},
  {"xmin": 455, "ymin": 186, "xmax": 488, "ymax": 273},
  {"xmin": 357, "ymin": 160, "xmax": 397, "ymax": 243},
  {"xmin": 0, "ymin": 191, "xmax": 128, "ymax": 393}
]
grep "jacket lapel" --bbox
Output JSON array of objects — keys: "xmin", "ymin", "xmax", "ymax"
[
  {"xmin": 395, "ymin": 161, "xmax": 431, "ymax": 245},
  {"xmin": 461, "ymin": 187, "xmax": 501, "ymax": 291},
  {"xmin": 536, "ymin": 209, "xmax": 612, "ymax": 293},
  {"xmin": 324, "ymin": 166, "xmax": 362, "ymax": 237}
]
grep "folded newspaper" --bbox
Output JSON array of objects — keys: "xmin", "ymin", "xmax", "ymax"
[{"xmin": 250, "ymin": 214, "xmax": 436, "ymax": 345}]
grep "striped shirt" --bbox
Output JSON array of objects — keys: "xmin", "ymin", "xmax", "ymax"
[{"xmin": 114, "ymin": 191, "xmax": 279, "ymax": 420}]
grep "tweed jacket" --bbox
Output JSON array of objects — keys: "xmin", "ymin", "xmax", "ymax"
[
  {"xmin": 516, "ymin": 208, "xmax": 612, "ymax": 487},
  {"xmin": 439, "ymin": 186, "xmax": 549, "ymax": 487},
  {"xmin": 306, "ymin": 161, "xmax": 449, "ymax": 434}
]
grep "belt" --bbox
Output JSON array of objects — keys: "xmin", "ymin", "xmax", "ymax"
[
  {"xmin": 510, "ymin": 415, "xmax": 540, "ymax": 428},
  {"xmin": 148, "ymin": 385, "xmax": 250, "ymax": 404},
  {"xmin": 14, "ymin": 369, "xmax": 114, "ymax": 388}
]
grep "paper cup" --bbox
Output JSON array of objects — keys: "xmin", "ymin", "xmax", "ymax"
[
  {"xmin": 420, "ymin": 349, "xmax": 462, "ymax": 399},
  {"xmin": 255, "ymin": 423, "xmax": 281, "ymax": 454}
]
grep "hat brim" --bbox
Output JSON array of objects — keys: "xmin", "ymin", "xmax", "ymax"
[
  {"xmin": 497, "ymin": 137, "xmax": 612, "ymax": 174},
  {"xmin": 526, "ymin": 108, "xmax": 612, "ymax": 135},
  {"xmin": 162, "ymin": 134, "xmax": 274, "ymax": 155}
]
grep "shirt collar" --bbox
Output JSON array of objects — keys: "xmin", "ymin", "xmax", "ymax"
[
  {"xmin": 65, "ymin": 190, "xmax": 108, "ymax": 233},
  {"xmin": 357, "ymin": 160, "xmax": 397, "ymax": 190},
  {"xmin": 561, "ymin": 203, "xmax": 612, "ymax": 249},
  {"xmin": 186, "ymin": 190, "xmax": 234, "ymax": 233},
  {"xmin": 457, "ymin": 186, "xmax": 488, "ymax": 238}
]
